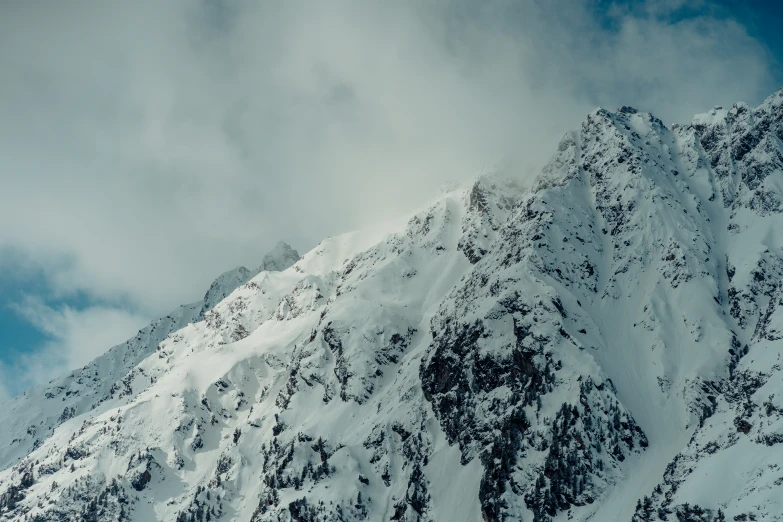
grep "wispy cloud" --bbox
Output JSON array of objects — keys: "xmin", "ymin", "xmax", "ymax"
[{"xmin": 0, "ymin": 298, "xmax": 149, "ymax": 399}]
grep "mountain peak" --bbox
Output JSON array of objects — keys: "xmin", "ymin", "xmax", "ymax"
[
  {"xmin": 198, "ymin": 266, "xmax": 256, "ymax": 319},
  {"xmin": 259, "ymin": 241, "xmax": 300, "ymax": 272},
  {"xmin": 199, "ymin": 242, "xmax": 301, "ymax": 319}
]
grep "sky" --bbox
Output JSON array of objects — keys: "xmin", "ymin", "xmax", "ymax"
[{"xmin": 0, "ymin": 0, "xmax": 781, "ymax": 401}]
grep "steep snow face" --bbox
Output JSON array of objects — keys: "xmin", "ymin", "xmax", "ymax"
[
  {"xmin": 421, "ymin": 105, "xmax": 734, "ymax": 521},
  {"xmin": 0, "ymin": 243, "xmax": 299, "ymax": 472},
  {"xmin": 627, "ymin": 88, "xmax": 783, "ymax": 522},
  {"xmin": 2, "ymin": 89, "xmax": 783, "ymax": 522}
]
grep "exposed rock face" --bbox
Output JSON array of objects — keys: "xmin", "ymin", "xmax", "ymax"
[{"xmin": 2, "ymin": 89, "xmax": 783, "ymax": 521}]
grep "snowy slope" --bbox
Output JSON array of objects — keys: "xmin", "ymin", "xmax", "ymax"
[
  {"xmin": 2, "ymin": 89, "xmax": 783, "ymax": 521},
  {"xmin": 0, "ymin": 243, "xmax": 298, "ymax": 471}
]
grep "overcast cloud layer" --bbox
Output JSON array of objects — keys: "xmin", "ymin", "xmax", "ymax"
[{"xmin": 0, "ymin": 0, "xmax": 778, "ymax": 397}]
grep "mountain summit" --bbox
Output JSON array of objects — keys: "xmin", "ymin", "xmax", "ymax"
[{"xmin": 2, "ymin": 89, "xmax": 783, "ymax": 521}]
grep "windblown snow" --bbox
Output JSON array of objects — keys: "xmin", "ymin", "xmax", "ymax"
[{"xmin": 3, "ymin": 89, "xmax": 783, "ymax": 521}]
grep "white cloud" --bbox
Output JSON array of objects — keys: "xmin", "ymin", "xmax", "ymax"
[
  {"xmin": 0, "ymin": 0, "xmax": 778, "ymax": 391},
  {"xmin": 0, "ymin": 298, "xmax": 149, "ymax": 398}
]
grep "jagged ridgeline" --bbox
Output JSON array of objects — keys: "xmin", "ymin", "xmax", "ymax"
[{"xmin": 2, "ymin": 88, "xmax": 783, "ymax": 521}]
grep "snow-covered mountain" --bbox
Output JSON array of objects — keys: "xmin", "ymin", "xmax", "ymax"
[{"xmin": 2, "ymin": 88, "xmax": 783, "ymax": 522}]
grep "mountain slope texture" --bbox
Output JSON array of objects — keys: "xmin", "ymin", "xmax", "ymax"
[{"xmin": 3, "ymin": 88, "xmax": 783, "ymax": 522}]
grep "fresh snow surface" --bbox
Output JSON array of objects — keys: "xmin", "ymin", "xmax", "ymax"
[{"xmin": 2, "ymin": 89, "xmax": 783, "ymax": 521}]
